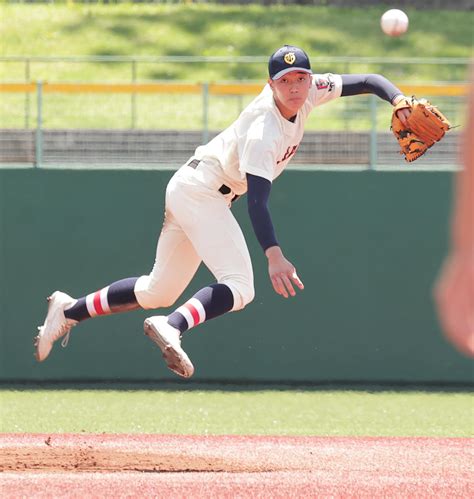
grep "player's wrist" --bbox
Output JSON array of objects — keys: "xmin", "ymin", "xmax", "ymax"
[
  {"xmin": 265, "ymin": 245, "xmax": 282, "ymax": 260},
  {"xmin": 391, "ymin": 94, "xmax": 406, "ymax": 106}
]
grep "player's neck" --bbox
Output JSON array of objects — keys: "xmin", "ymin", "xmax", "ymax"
[{"xmin": 273, "ymin": 97, "xmax": 299, "ymax": 121}]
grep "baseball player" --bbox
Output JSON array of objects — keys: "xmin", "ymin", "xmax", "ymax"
[{"xmin": 35, "ymin": 45, "xmax": 410, "ymax": 378}]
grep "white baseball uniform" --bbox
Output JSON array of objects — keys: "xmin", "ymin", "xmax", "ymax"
[{"xmin": 135, "ymin": 73, "xmax": 343, "ymax": 312}]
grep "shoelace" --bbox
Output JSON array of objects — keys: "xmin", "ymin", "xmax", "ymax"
[
  {"xmin": 61, "ymin": 331, "xmax": 71, "ymax": 348},
  {"xmin": 59, "ymin": 322, "xmax": 76, "ymax": 348}
]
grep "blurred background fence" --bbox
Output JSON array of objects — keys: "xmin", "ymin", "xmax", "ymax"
[{"xmin": 0, "ymin": 56, "xmax": 470, "ymax": 169}]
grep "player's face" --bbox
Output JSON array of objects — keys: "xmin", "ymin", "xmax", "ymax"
[{"xmin": 269, "ymin": 71, "xmax": 312, "ymax": 119}]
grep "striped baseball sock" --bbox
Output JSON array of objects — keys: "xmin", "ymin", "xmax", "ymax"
[
  {"xmin": 64, "ymin": 277, "xmax": 140, "ymax": 322},
  {"xmin": 167, "ymin": 283, "xmax": 234, "ymax": 334}
]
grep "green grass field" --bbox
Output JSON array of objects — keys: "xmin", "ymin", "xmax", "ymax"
[
  {"xmin": 1, "ymin": 3, "xmax": 472, "ymax": 82},
  {"xmin": 1, "ymin": 4, "xmax": 471, "ymax": 130},
  {"xmin": 1, "ymin": 388, "xmax": 472, "ymax": 436},
  {"xmin": 1, "ymin": 3, "xmax": 472, "ymax": 461}
]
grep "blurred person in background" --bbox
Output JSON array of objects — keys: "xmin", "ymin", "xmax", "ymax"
[{"xmin": 434, "ymin": 69, "xmax": 474, "ymax": 358}]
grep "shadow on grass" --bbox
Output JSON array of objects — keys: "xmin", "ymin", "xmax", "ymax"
[{"xmin": 1, "ymin": 379, "xmax": 472, "ymax": 393}]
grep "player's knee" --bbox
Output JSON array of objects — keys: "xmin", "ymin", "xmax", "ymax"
[
  {"xmin": 146, "ymin": 294, "xmax": 177, "ymax": 309},
  {"xmin": 224, "ymin": 279, "xmax": 255, "ymax": 311},
  {"xmin": 134, "ymin": 275, "xmax": 178, "ymax": 309},
  {"xmin": 139, "ymin": 292, "xmax": 177, "ymax": 310},
  {"xmin": 240, "ymin": 284, "xmax": 255, "ymax": 309}
]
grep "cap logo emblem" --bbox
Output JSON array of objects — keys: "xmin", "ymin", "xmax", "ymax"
[{"xmin": 284, "ymin": 52, "xmax": 296, "ymax": 65}]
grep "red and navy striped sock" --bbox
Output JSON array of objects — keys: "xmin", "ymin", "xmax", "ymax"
[
  {"xmin": 64, "ymin": 277, "xmax": 140, "ymax": 322},
  {"xmin": 167, "ymin": 283, "xmax": 234, "ymax": 334}
]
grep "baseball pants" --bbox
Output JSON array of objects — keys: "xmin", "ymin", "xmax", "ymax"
[{"xmin": 135, "ymin": 163, "xmax": 255, "ymax": 312}]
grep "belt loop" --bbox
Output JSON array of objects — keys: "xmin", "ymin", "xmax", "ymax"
[
  {"xmin": 187, "ymin": 158, "xmax": 200, "ymax": 169},
  {"xmin": 184, "ymin": 158, "xmax": 239, "ymax": 203}
]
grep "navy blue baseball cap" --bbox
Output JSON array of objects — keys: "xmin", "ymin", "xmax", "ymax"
[{"xmin": 268, "ymin": 45, "xmax": 312, "ymax": 80}]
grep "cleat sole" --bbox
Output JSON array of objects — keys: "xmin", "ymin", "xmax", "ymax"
[{"xmin": 143, "ymin": 319, "xmax": 194, "ymax": 379}]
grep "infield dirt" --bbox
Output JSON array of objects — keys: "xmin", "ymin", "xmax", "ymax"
[{"xmin": 1, "ymin": 434, "xmax": 472, "ymax": 496}]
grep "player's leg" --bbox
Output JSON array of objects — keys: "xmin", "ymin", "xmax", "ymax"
[
  {"xmin": 35, "ymin": 211, "xmax": 201, "ymax": 362},
  {"xmin": 137, "ymin": 209, "xmax": 206, "ymax": 378},
  {"xmin": 64, "ymin": 277, "xmax": 141, "ymax": 322},
  {"xmin": 162, "ymin": 209, "xmax": 254, "ymax": 335},
  {"xmin": 167, "ymin": 282, "xmax": 235, "ymax": 334},
  {"xmin": 143, "ymin": 279, "xmax": 237, "ymax": 378},
  {"xmin": 35, "ymin": 277, "xmax": 141, "ymax": 361},
  {"xmin": 133, "ymin": 211, "xmax": 201, "ymax": 311},
  {"xmin": 144, "ymin": 186, "xmax": 254, "ymax": 377}
]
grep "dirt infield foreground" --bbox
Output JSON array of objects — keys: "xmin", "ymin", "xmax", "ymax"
[{"xmin": 1, "ymin": 434, "xmax": 472, "ymax": 497}]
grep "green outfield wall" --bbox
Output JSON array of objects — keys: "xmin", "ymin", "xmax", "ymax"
[{"xmin": 0, "ymin": 168, "xmax": 472, "ymax": 383}]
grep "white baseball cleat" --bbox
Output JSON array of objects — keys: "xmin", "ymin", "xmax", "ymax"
[
  {"xmin": 144, "ymin": 316, "xmax": 194, "ymax": 379},
  {"xmin": 35, "ymin": 291, "xmax": 78, "ymax": 362}
]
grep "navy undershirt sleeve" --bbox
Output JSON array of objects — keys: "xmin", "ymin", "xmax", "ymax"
[
  {"xmin": 340, "ymin": 74, "xmax": 403, "ymax": 103},
  {"xmin": 246, "ymin": 173, "xmax": 279, "ymax": 252}
]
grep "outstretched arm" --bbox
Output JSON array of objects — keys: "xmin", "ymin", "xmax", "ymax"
[
  {"xmin": 341, "ymin": 73, "xmax": 402, "ymax": 103},
  {"xmin": 246, "ymin": 173, "xmax": 304, "ymax": 298},
  {"xmin": 341, "ymin": 74, "xmax": 410, "ymax": 125}
]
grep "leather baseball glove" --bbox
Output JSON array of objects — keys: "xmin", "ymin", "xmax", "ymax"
[{"xmin": 391, "ymin": 96, "xmax": 451, "ymax": 162}]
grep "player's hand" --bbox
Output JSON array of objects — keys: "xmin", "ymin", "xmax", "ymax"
[
  {"xmin": 392, "ymin": 95, "xmax": 411, "ymax": 126},
  {"xmin": 265, "ymin": 246, "xmax": 304, "ymax": 298}
]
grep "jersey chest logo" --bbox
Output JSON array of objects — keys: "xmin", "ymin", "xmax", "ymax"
[{"xmin": 277, "ymin": 145, "xmax": 298, "ymax": 165}]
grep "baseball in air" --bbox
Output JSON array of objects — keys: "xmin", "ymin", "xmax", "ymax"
[{"xmin": 380, "ymin": 9, "xmax": 409, "ymax": 37}]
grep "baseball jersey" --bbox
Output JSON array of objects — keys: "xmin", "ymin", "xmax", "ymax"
[{"xmin": 193, "ymin": 73, "xmax": 343, "ymax": 195}]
